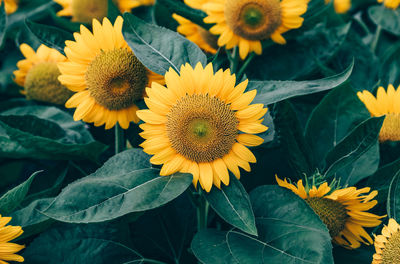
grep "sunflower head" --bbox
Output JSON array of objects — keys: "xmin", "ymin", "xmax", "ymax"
[
  {"xmin": 377, "ymin": 0, "xmax": 400, "ymax": 9},
  {"xmin": 0, "ymin": 215, "xmax": 25, "ymax": 263},
  {"xmin": 203, "ymin": 0, "xmax": 309, "ymax": 59},
  {"xmin": 137, "ymin": 62, "xmax": 268, "ymax": 192},
  {"xmin": 373, "ymin": 218, "xmax": 400, "ymax": 264},
  {"xmin": 357, "ymin": 85, "xmax": 400, "ymax": 142},
  {"xmin": 13, "ymin": 44, "xmax": 73, "ymax": 105},
  {"xmin": 276, "ymin": 176, "xmax": 385, "ymax": 249},
  {"xmin": 58, "ymin": 16, "xmax": 164, "ymax": 129}
]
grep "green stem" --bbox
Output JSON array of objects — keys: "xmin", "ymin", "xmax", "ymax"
[
  {"xmin": 115, "ymin": 124, "xmax": 125, "ymax": 154},
  {"xmin": 196, "ymin": 192, "xmax": 209, "ymax": 231},
  {"xmin": 371, "ymin": 25, "xmax": 382, "ymax": 54},
  {"xmin": 237, "ymin": 52, "xmax": 255, "ymax": 81},
  {"xmin": 229, "ymin": 47, "xmax": 240, "ymax": 74},
  {"xmin": 69, "ymin": 161, "xmax": 87, "ymax": 176}
]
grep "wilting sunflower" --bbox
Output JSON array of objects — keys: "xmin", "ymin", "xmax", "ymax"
[
  {"xmin": 54, "ymin": 0, "xmax": 154, "ymax": 23},
  {"xmin": 276, "ymin": 176, "xmax": 384, "ymax": 249},
  {"xmin": 378, "ymin": 0, "xmax": 400, "ymax": 9},
  {"xmin": 357, "ymin": 85, "xmax": 400, "ymax": 142},
  {"xmin": 373, "ymin": 218, "xmax": 400, "ymax": 264},
  {"xmin": 326, "ymin": 0, "xmax": 351, "ymax": 13},
  {"xmin": 1, "ymin": 0, "xmax": 17, "ymax": 14},
  {"xmin": 58, "ymin": 16, "xmax": 164, "ymax": 129},
  {"xmin": 173, "ymin": 14, "xmax": 218, "ymax": 54},
  {"xmin": 13, "ymin": 44, "xmax": 73, "ymax": 105},
  {"xmin": 196, "ymin": 0, "xmax": 309, "ymax": 59},
  {"xmin": 137, "ymin": 62, "xmax": 268, "ymax": 192},
  {"xmin": 0, "ymin": 215, "xmax": 24, "ymax": 263}
]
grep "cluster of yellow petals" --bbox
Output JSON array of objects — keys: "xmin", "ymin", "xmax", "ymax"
[
  {"xmin": 373, "ymin": 218, "xmax": 400, "ymax": 264},
  {"xmin": 1, "ymin": 0, "xmax": 18, "ymax": 14},
  {"xmin": 378, "ymin": 0, "xmax": 400, "ymax": 9},
  {"xmin": 0, "ymin": 216, "xmax": 24, "ymax": 264}
]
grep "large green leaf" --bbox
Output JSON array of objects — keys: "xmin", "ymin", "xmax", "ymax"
[
  {"xmin": 273, "ymin": 100, "xmax": 314, "ymax": 179},
  {"xmin": 0, "ymin": 2, "xmax": 6, "ymax": 48},
  {"xmin": 388, "ymin": 170, "xmax": 400, "ymax": 222},
  {"xmin": 122, "ymin": 12, "xmax": 207, "ymax": 76},
  {"xmin": 0, "ymin": 106, "xmax": 107, "ymax": 161},
  {"xmin": 249, "ymin": 61, "xmax": 353, "ymax": 106},
  {"xmin": 192, "ymin": 186, "xmax": 333, "ymax": 264},
  {"xmin": 191, "ymin": 229, "xmax": 239, "ymax": 264},
  {"xmin": 41, "ymin": 149, "xmax": 192, "ymax": 223},
  {"xmin": 25, "ymin": 19, "xmax": 73, "ymax": 55},
  {"xmin": 323, "ymin": 117, "xmax": 384, "ymax": 178},
  {"xmin": 368, "ymin": 157, "xmax": 400, "ymax": 203},
  {"xmin": 0, "ymin": 171, "xmax": 39, "ymax": 215},
  {"xmin": 368, "ymin": 5, "xmax": 400, "ymax": 36},
  {"xmin": 7, "ymin": 0, "xmax": 55, "ymax": 29},
  {"xmin": 204, "ymin": 175, "xmax": 257, "ymax": 236}
]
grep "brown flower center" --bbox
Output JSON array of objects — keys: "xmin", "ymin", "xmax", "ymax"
[
  {"xmin": 305, "ymin": 197, "xmax": 348, "ymax": 237},
  {"xmin": 382, "ymin": 230, "xmax": 400, "ymax": 263},
  {"xmin": 224, "ymin": 0, "xmax": 282, "ymax": 41},
  {"xmin": 85, "ymin": 48, "xmax": 148, "ymax": 110},
  {"xmin": 24, "ymin": 62, "xmax": 73, "ymax": 105},
  {"xmin": 166, "ymin": 94, "xmax": 238, "ymax": 162}
]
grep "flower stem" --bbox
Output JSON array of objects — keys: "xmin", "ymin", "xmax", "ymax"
[
  {"xmin": 196, "ymin": 191, "xmax": 209, "ymax": 231},
  {"xmin": 371, "ymin": 25, "xmax": 382, "ymax": 54},
  {"xmin": 115, "ymin": 123, "xmax": 125, "ymax": 154},
  {"xmin": 229, "ymin": 47, "xmax": 240, "ymax": 74},
  {"xmin": 237, "ymin": 52, "xmax": 255, "ymax": 81}
]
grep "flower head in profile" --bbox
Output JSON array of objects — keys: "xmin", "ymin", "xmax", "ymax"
[
  {"xmin": 373, "ymin": 218, "xmax": 400, "ymax": 264},
  {"xmin": 357, "ymin": 85, "xmax": 400, "ymax": 142},
  {"xmin": 137, "ymin": 62, "xmax": 268, "ymax": 192},
  {"xmin": 0, "ymin": 215, "xmax": 25, "ymax": 263},
  {"xmin": 1, "ymin": 0, "xmax": 18, "ymax": 14},
  {"xmin": 191, "ymin": 0, "xmax": 309, "ymax": 59},
  {"xmin": 13, "ymin": 44, "xmax": 73, "ymax": 105},
  {"xmin": 378, "ymin": 0, "xmax": 400, "ymax": 9},
  {"xmin": 54, "ymin": 0, "xmax": 154, "ymax": 23},
  {"xmin": 58, "ymin": 16, "xmax": 164, "ymax": 129},
  {"xmin": 326, "ymin": 0, "xmax": 351, "ymax": 13},
  {"xmin": 276, "ymin": 176, "xmax": 384, "ymax": 249}
]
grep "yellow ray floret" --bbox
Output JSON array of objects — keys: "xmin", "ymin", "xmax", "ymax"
[
  {"xmin": 58, "ymin": 16, "xmax": 164, "ymax": 130},
  {"xmin": 0, "ymin": 215, "xmax": 24, "ymax": 264},
  {"xmin": 357, "ymin": 84, "xmax": 400, "ymax": 142},
  {"xmin": 378, "ymin": 0, "xmax": 400, "ymax": 9},
  {"xmin": 373, "ymin": 218, "xmax": 400, "ymax": 264},
  {"xmin": 276, "ymin": 176, "xmax": 384, "ymax": 249},
  {"xmin": 187, "ymin": 0, "xmax": 308, "ymax": 59},
  {"xmin": 137, "ymin": 62, "xmax": 268, "ymax": 192},
  {"xmin": 13, "ymin": 44, "xmax": 73, "ymax": 105}
]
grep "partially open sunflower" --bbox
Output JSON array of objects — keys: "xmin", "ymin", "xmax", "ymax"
[
  {"xmin": 277, "ymin": 176, "xmax": 384, "ymax": 249},
  {"xmin": 1, "ymin": 0, "xmax": 18, "ymax": 14},
  {"xmin": 378, "ymin": 0, "xmax": 400, "ymax": 9},
  {"xmin": 326, "ymin": 0, "xmax": 352, "ymax": 13},
  {"xmin": 193, "ymin": 0, "xmax": 309, "ymax": 59},
  {"xmin": 137, "ymin": 62, "xmax": 268, "ymax": 192},
  {"xmin": 58, "ymin": 16, "xmax": 164, "ymax": 129}
]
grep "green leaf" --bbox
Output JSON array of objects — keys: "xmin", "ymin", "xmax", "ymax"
[
  {"xmin": 0, "ymin": 171, "xmax": 39, "ymax": 215},
  {"xmin": 7, "ymin": 0, "xmax": 55, "ymax": 29},
  {"xmin": 191, "ymin": 229, "xmax": 239, "ymax": 264},
  {"xmin": 273, "ymin": 100, "xmax": 314, "ymax": 179},
  {"xmin": 388, "ymin": 170, "xmax": 400, "ymax": 221},
  {"xmin": 368, "ymin": 5, "xmax": 400, "ymax": 36},
  {"xmin": 249, "ymin": 61, "xmax": 354, "ymax": 106},
  {"xmin": 0, "ymin": 106, "xmax": 107, "ymax": 161},
  {"xmin": 22, "ymin": 224, "xmax": 148, "ymax": 263},
  {"xmin": 122, "ymin": 12, "xmax": 207, "ymax": 75},
  {"xmin": 41, "ymin": 149, "xmax": 193, "ymax": 223},
  {"xmin": 333, "ymin": 246, "xmax": 375, "ymax": 264},
  {"xmin": 0, "ymin": 2, "xmax": 6, "ymax": 48},
  {"xmin": 367, "ymin": 157, "xmax": 400, "ymax": 203},
  {"xmin": 107, "ymin": 0, "xmax": 121, "ymax": 23},
  {"xmin": 25, "ymin": 19, "xmax": 73, "ymax": 55},
  {"xmin": 323, "ymin": 117, "xmax": 384, "ymax": 179},
  {"xmin": 204, "ymin": 175, "xmax": 257, "ymax": 236},
  {"xmin": 10, "ymin": 198, "xmax": 53, "ymax": 240}
]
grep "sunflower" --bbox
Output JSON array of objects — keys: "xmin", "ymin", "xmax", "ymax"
[
  {"xmin": 378, "ymin": 0, "xmax": 400, "ymax": 9},
  {"xmin": 137, "ymin": 62, "xmax": 268, "ymax": 192},
  {"xmin": 13, "ymin": 44, "xmax": 73, "ymax": 105},
  {"xmin": 326, "ymin": 0, "xmax": 351, "ymax": 13},
  {"xmin": 58, "ymin": 16, "xmax": 164, "ymax": 129},
  {"xmin": 1, "ymin": 0, "xmax": 17, "ymax": 14},
  {"xmin": 373, "ymin": 218, "xmax": 400, "ymax": 264},
  {"xmin": 173, "ymin": 14, "xmax": 218, "ymax": 54},
  {"xmin": 0, "ymin": 215, "xmax": 25, "ymax": 263},
  {"xmin": 54, "ymin": 0, "xmax": 154, "ymax": 23},
  {"xmin": 357, "ymin": 85, "xmax": 400, "ymax": 142},
  {"xmin": 193, "ymin": 0, "xmax": 308, "ymax": 59},
  {"xmin": 276, "ymin": 176, "xmax": 384, "ymax": 249}
]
